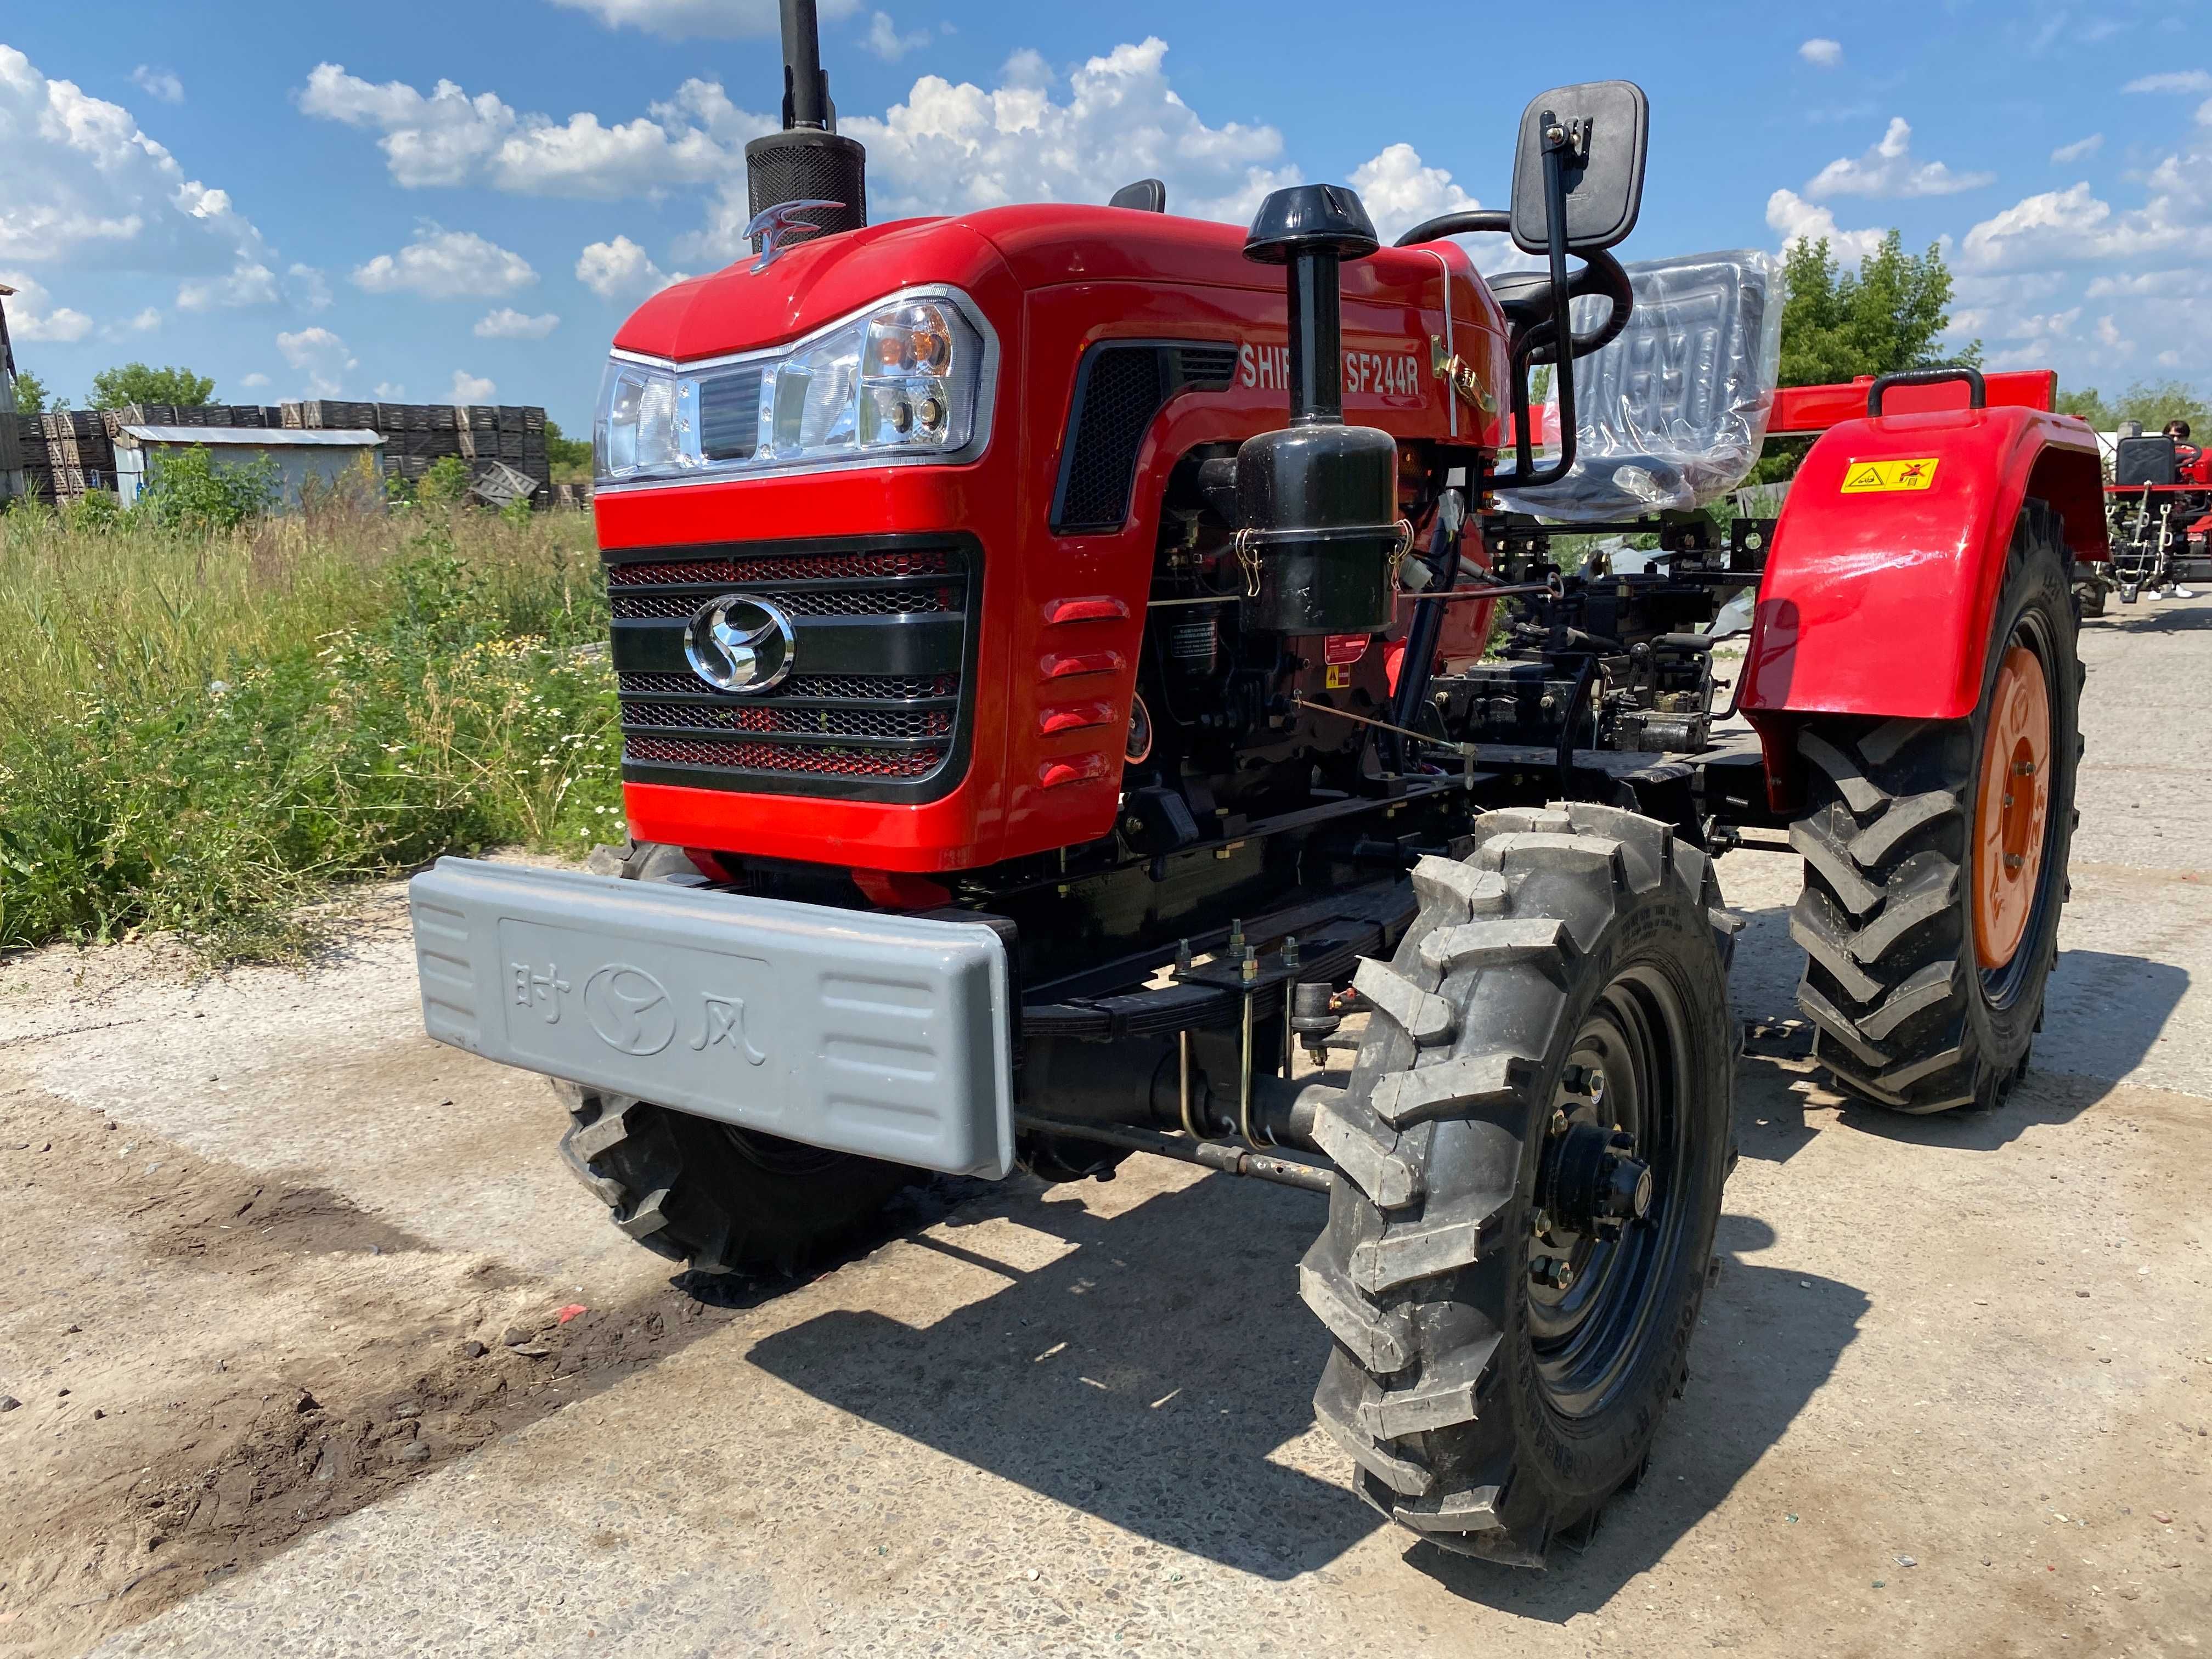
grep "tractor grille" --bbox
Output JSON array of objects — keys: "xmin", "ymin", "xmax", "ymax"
[
  {"xmin": 611, "ymin": 583, "xmax": 959, "ymax": 618},
  {"xmin": 622, "ymin": 701, "xmax": 953, "ymax": 739},
  {"xmin": 1051, "ymin": 341, "xmax": 1240, "ymax": 534},
  {"xmin": 625, "ymin": 737, "xmax": 944, "ymax": 778},
  {"xmin": 607, "ymin": 533, "xmax": 979, "ymax": 803}
]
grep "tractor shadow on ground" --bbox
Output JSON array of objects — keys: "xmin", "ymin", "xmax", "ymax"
[
  {"xmin": 743, "ymin": 1175, "xmax": 1864, "ymax": 1602},
  {"xmin": 2087, "ymin": 602, "xmax": 2212, "ymax": 635},
  {"xmin": 1403, "ymin": 1212, "xmax": 1867, "ymax": 1621}
]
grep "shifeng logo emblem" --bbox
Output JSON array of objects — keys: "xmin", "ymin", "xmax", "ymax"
[{"xmin": 685, "ymin": 594, "xmax": 795, "ymax": 693}]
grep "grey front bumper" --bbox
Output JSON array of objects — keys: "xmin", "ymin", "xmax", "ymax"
[{"xmin": 409, "ymin": 857, "xmax": 1014, "ymax": 1178}]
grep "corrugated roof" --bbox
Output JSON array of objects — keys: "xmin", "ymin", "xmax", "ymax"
[{"xmin": 119, "ymin": 426, "xmax": 384, "ymax": 447}]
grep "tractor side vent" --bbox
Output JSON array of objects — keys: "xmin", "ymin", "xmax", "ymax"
[{"xmin": 1050, "ymin": 341, "xmax": 1239, "ymax": 534}]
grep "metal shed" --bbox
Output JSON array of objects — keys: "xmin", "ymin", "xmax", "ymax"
[
  {"xmin": 0, "ymin": 284, "xmax": 22, "ymax": 503},
  {"xmin": 112, "ymin": 425, "xmax": 385, "ymax": 511}
]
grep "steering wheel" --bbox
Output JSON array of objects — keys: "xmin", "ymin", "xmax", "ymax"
[{"xmin": 1394, "ymin": 209, "xmax": 1632, "ymax": 364}]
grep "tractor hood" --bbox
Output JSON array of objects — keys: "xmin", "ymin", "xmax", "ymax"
[{"xmin": 610, "ymin": 205, "xmax": 1462, "ymax": 364}]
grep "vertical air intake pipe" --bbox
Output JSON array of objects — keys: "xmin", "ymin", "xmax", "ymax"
[
  {"xmin": 743, "ymin": 0, "xmax": 867, "ymax": 242},
  {"xmin": 1233, "ymin": 185, "xmax": 1401, "ymax": 634}
]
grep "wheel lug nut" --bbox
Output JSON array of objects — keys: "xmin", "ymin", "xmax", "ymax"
[{"xmin": 1531, "ymin": 1256, "xmax": 1576, "ymax": 1291}]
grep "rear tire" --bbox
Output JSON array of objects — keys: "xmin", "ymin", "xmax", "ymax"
[
  {"xmin": 1789, "ymin": 499, "xmax": 2080, "ymax": 1113},
  {"xmin": 554, "ymin": 839, "xmax": 919, "ymax": 1274},
  {"xmin": 1300, "ymin": 804, "xmax": 1735, "ymax": 1564}
]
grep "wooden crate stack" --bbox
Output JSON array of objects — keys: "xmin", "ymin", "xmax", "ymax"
[
  {"xmin": 12, "ymin": 400, "xmax": 556, "ymax": 507},
  {"xmin": 286, "ymin": 400, "xmax": 552, "ymax": 504},
  {"xmin": 38, "ymin": 411, "xmax": 115, "ymax": 501},
  {"xmin": 13, "ymin": 416, "xmax": 54, "ymax": 504}
]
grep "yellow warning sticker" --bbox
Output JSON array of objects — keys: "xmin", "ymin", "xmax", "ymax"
[
  {"xmin": 1841, "ymin": 457, "xmax": 1940, "ymax": 494},
  {"xmin": 1324, "ymin": 664, "xmax": 1352, "ymax": 690}
]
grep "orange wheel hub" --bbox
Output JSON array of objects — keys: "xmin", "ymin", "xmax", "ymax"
[{"xmin": 1973, "ymin": 643, "xmax": 2052, "ymax": 970}]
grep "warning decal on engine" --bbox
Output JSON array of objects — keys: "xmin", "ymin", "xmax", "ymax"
[{"xmin": 1841, "ymin": 458, "xmax": 1941, "ymax": 494}]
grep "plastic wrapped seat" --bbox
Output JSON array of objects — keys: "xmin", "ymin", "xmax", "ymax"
[{"xmin": 1499, "ymin": 250, "xmax": 1783, "ymax": 522}]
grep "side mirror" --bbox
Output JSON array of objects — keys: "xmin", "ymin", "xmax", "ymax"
[{"xmin": 1509, "ymin": 80, "xmax": 1649, "ymax": 255}]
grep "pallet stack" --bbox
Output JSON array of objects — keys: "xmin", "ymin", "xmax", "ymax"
[
  {"xmin": 286, "ymin": 400, "xmax": 551, "ymax": 503},
  {"xmin": 38, "ymin": 411, "xmax": 115, "ymax": 502},
  {"xmin": 12, "ymin": 417, "xmax": 53, "ymax": 505},
  {"xmin": 13, "ymin": 399, "xmax": 558, "ymax": 507}
]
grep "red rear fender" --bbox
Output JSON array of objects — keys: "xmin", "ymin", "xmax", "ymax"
[{"xmin": 1740, "ymin": 405, "xmax": 2103, "ymax": 738}]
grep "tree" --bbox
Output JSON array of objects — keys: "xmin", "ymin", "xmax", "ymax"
[
  {"xmin": 1753, "ymin": 232, "xmax": 1977, "ymax": 483},
  {"xmin": 10, "ymin": 370, "xmax": 50, "ymax": 414},
  {"xmin": 1776, "ymin": 232, "xmax": 1978, "ymax": 387},
  {"xmin": 544, "ymin": 417, "xmax": 592, "ymax": 483},
  {"xmin": 87, "ymin": 362, "xmax": 216, "ymax": 410},
  {"xmin": 136, "ymin": 444, "xmax": 276, "ymax": 530},
  {"xmin": 2055, "ymin": 379, "xmax": 2208, "ymax": 432}
]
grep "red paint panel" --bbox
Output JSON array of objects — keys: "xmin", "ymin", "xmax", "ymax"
[
  {"xmin": 1042, "ymin": 596, "xmax": 1130, "ymax": 624},
  {"xmin": 601, "ymin": 206, "xmax": 1511, "ymax": 876},
  {"xmin": 1740, "ymin": 404, "xmax": 2102, "ymax": 727},
  {"xmin": 1767, "ymin": 371, "xmax": 2059, "ymax": 437},
  {"xmin": 1038, "ymin": 701, "xmax": 1115, "ymax": 735}
]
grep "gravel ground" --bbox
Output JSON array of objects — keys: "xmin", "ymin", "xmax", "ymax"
[{"xmin": 2, "ymin": 597, "xmax": 2208, "ymax": 1658}]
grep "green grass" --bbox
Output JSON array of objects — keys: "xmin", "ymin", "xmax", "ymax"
[{"xmin": 0, "ymin": 498, "xmax": 623, "ymax": 959}]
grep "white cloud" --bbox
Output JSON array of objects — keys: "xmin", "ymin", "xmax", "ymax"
[
  {"xmin": 240, "ymin": 372, "xmax": 270, "ymax": 388},
  {"xmin": 1347, "ymin": 144, "xmax": 1479, "ymax": 244},
  {"xmin": 176, "ymin": 259, "xmax": 279, "ymax": 311},
  {"xmin": 2051, "ymin": 134, "xmax": 2103, "ymax": 164},
  {"xmin": 862, "ymin": 11, "xmax": 930, "ymax": 61},
  {"xmin": 577, "ymin": 235, "xmax": 689, "ymax": 302},
  {"xmin": 2084, "ymin": 267, "xmax": 2212, "ymax": 300},
  {"xmin": 373, "ymin": 380, "xmax": 404, "ymax": 398},
  {"xmin": 0, "ymin": 271, "xmax": 93, "ymax": 341},
  {"xmin": 129, "ymin": 66, "xmax": 183, "ymax": 104},
  {"xmin": 2093, "ymin": 315, "xmax": 2129, "ymax": 352},
  {"xmin": 1959, "ymin": 179, "xmax": 2210, "ymax": 271},
  {"xmin": 1985, "ymin": 306, "xmax": 2082, "ymax": 371},
  {"xmin": 353, "ymin": 228, "xmax": 536, "ymax": 298},
  {"xmin": 1765, "ymin": 188, "xmax": 1888, "ymax": 261},
  {"xmin": 120, "ymin": 306, "xmax": 160, "ymax": 334},
  {"xmin": 547, "ymin": 0, "xmax": 855, "ymax": 37},
  {"xmin": 451, "ymin": 369, "xmax": 496, "ymax": 402},
  {"xmin": 289, "ymin": 263, "xmax": 332, "ymax": 310},
  {"xmin": 657, "ymin": 37, "xmax": 1295, "ymax": 263},
  {"xmin": 0, "ymin": 46, "xmax": 271, "ymax": 278},
  {"xmin": 1804, "ymin": 117, "xmax": 1994, "ymax": 199},
  {"xmin": 2123, "ymin": 70, "xmax": 2212, "ymax": 94},
  {"xmin": 475, "ymin": 307, "xmax": 561, "ymax": 339},
  {"xmin": 1799, "ymin": 38, "xmax": 1844, "ymax": 68},
  {"xmin": 298, "ymin": 63, "xmax": 753, "ymax": 197},
  {"xmin": 277, "ymin": 326, "xmax": 357, "ymax": 397}
]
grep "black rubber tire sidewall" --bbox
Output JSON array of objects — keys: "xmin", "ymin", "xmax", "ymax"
[{"xmin": 1485, "ymin": 878, "xmax": 1734, "ymax": 1527}]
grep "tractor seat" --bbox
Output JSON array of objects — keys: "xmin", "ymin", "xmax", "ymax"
[
  {"xmin": 1109, "ymin": 178, "xmax": 1167, "ymax": 212},
  {"xmin": 1498, "ymin": 250, "xmax": 1782, "ymax": 523}
]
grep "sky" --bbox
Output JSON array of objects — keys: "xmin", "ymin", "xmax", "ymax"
[{"xmin": 3, "ymin": 0, "xmax": 2209, "ymax": 435}]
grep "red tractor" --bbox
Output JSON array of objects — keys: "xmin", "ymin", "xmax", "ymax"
[
  {"xmin": 2095, "ymin": 424, "xmax": 2212, "ymax": 606},
  {"xmin": 412, "ymin": 2, "xmax": 2102, "ymax": 1564}
]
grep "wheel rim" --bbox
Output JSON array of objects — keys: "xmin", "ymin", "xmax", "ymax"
[
  {"xmin": 1973, "ymin": 638, "xmax": 2053, "ymax": 978},
  {"xmin": 1526, "ymin": 967, "xmax": 1694, "ymax": 1421}
]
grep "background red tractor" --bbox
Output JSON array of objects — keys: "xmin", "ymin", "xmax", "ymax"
[
  {"xmin": 2092, "ymin": 422, "xmax": 2212, "ymax": 606},
  {"xmin": 411, "ymin": 0, "xmax": 2103, "ymax": 1564}
]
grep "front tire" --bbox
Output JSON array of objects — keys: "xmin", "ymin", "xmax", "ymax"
[
  {"xmin": 1789, "ymin": 499, "xmax": 2080, "ymax": 1113},
  {"xmin": 554, "ymin": 839, "xmax": 919, "ymax": 1274},
  {"xmin": 1300, "ymin": 804, "xmax": 1735, "ymax": 1564}
]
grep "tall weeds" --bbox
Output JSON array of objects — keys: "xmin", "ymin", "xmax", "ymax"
[{"xmin": 0, "ymin": 499, "xmax": 622, "ymax": 958}]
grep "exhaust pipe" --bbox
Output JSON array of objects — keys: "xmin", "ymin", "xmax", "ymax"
[{"xmin": 744, "ymin": 0, "xmax": 867, "ymax": 245}]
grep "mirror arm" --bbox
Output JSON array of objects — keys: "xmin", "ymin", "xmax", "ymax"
[{"xmin": 1488, "ymin": 121, "xmax": 1579, "ymax": 492}]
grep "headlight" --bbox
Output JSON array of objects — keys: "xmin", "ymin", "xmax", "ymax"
[{"xmin": 594, "ymin": 289, "xmax": 990, "ymax": 487}]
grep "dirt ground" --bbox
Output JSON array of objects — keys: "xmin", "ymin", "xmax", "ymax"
[{"xmin": 2, "ymin": 600, "xmax": 2210, "ymax": 1658}]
